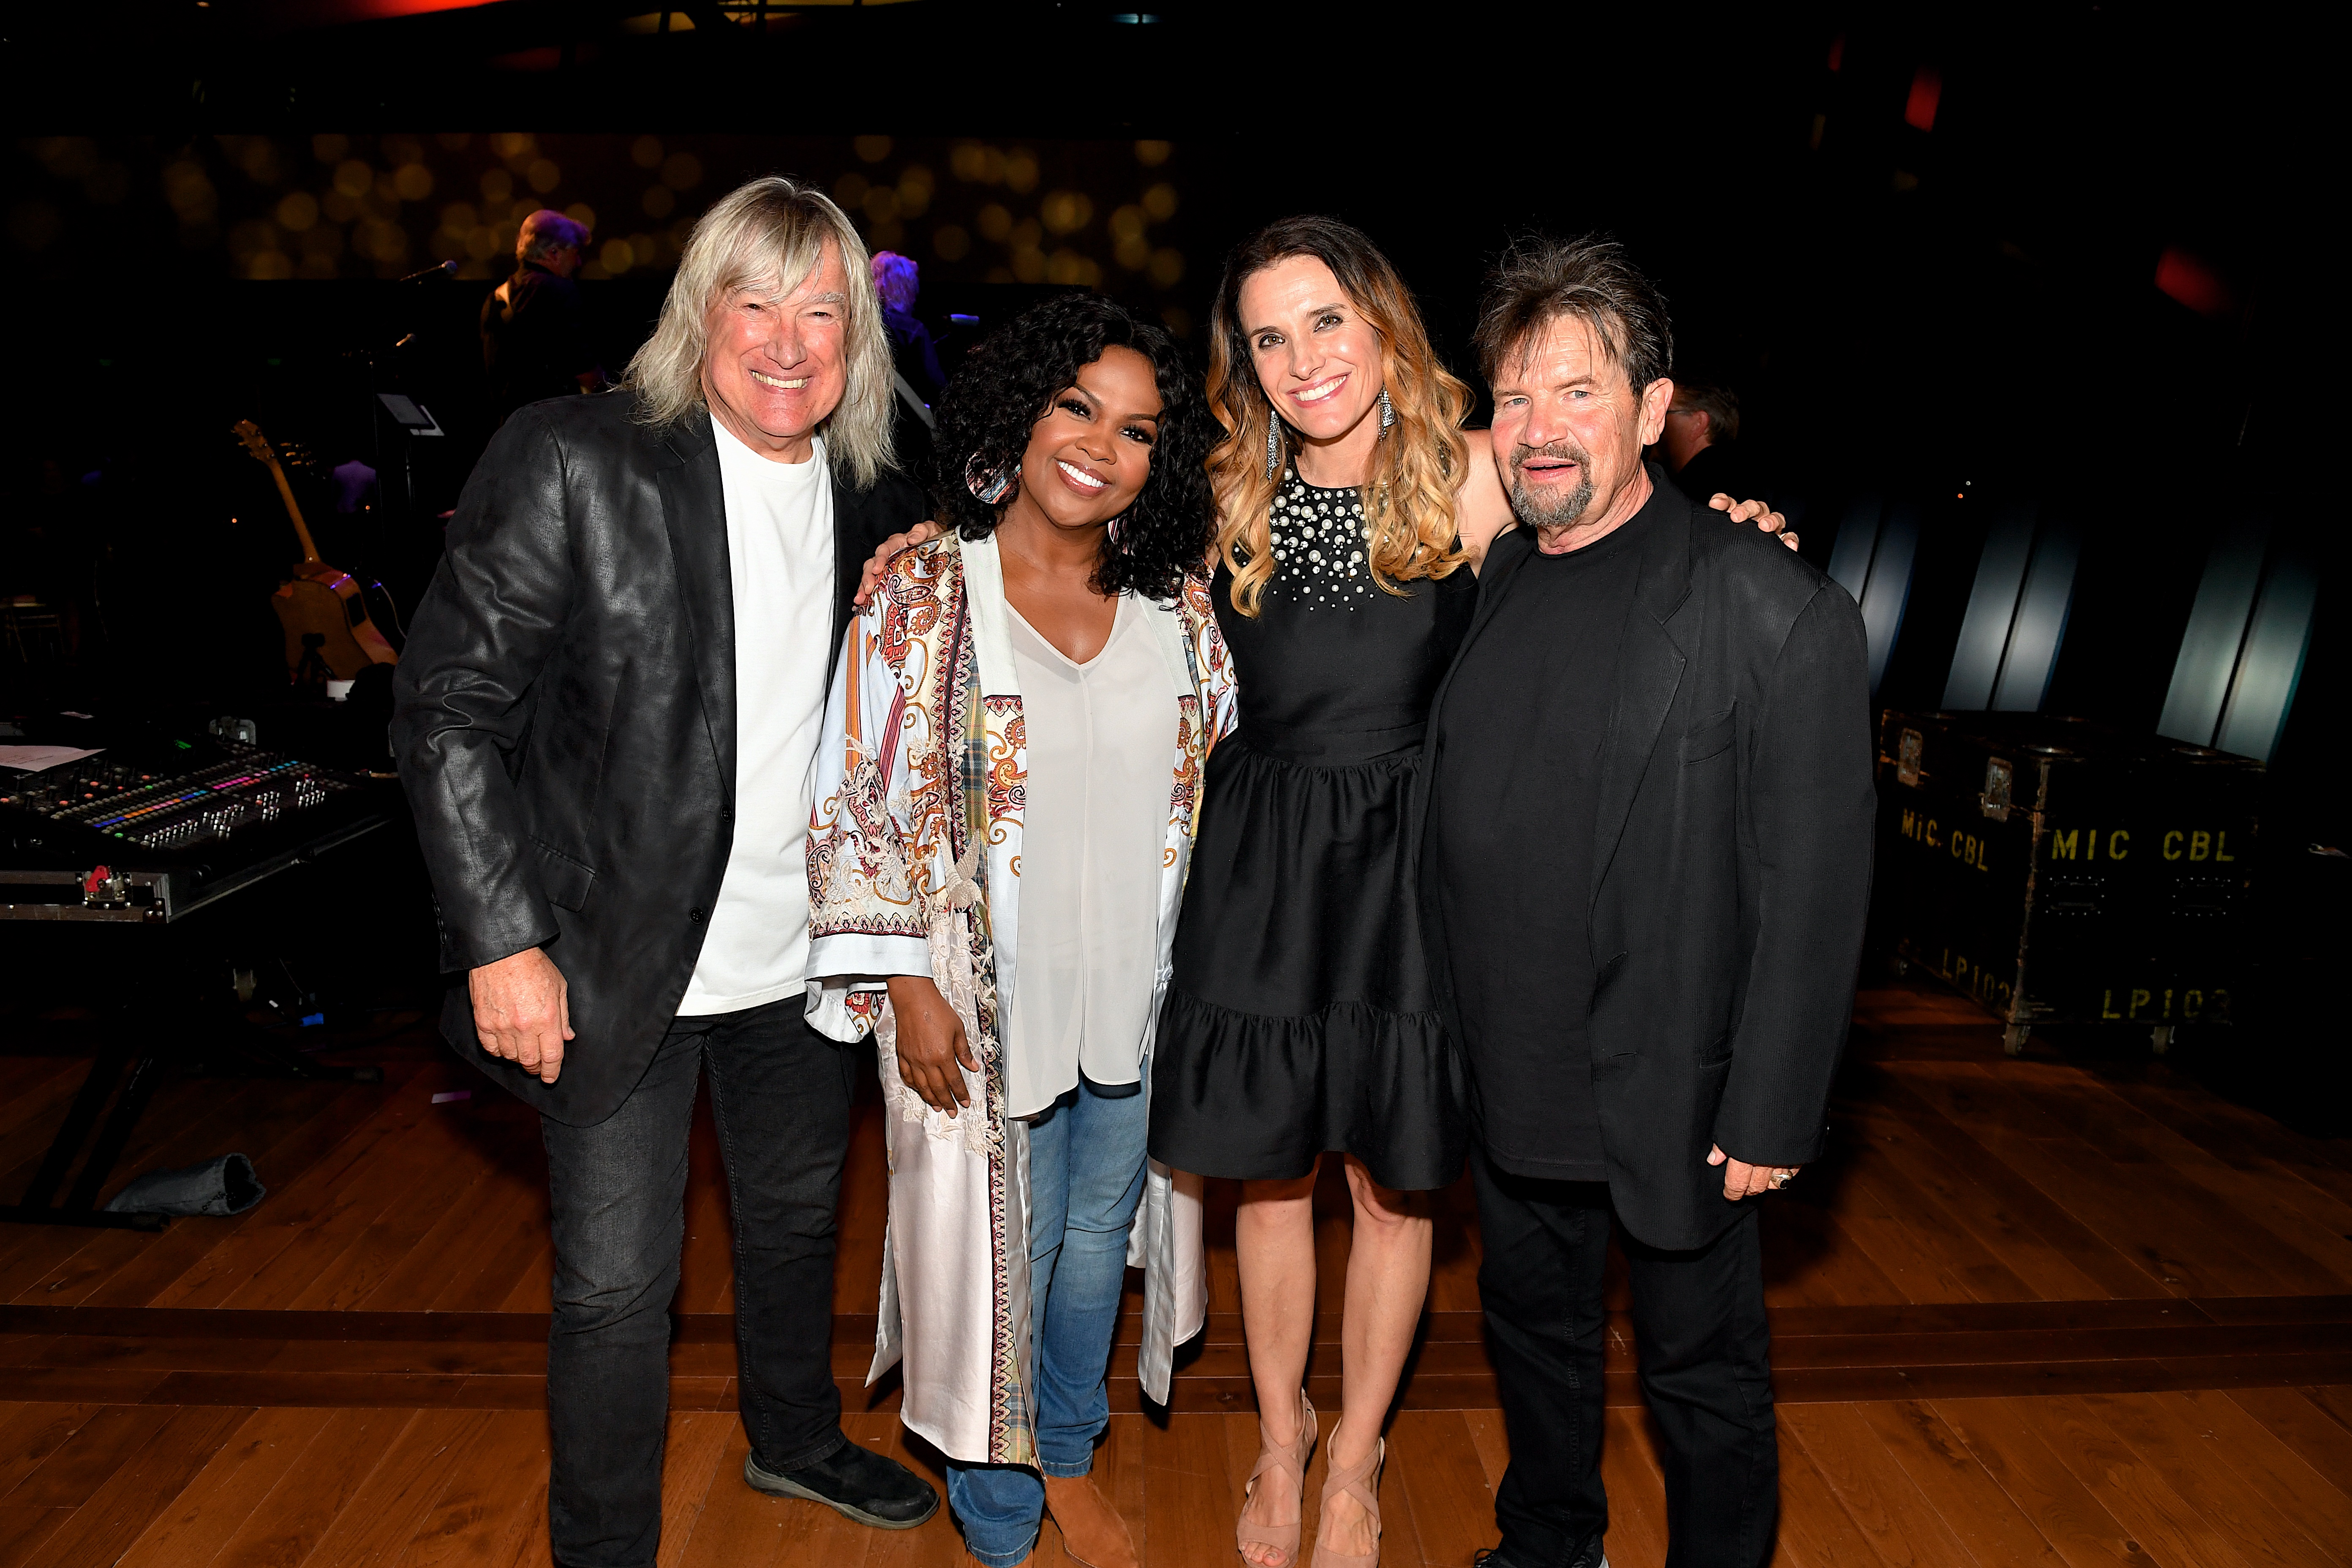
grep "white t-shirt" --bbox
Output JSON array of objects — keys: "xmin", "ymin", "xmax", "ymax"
[
  {"xmin": 678, "ymin": 423, "xmax": 836, "ymax": 1016},
  {"xmin": 1001, "ymin": 596, "xmax": 1181, "ymax": 1116}
]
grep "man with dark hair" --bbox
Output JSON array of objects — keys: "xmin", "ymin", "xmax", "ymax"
[
  {"xmin": 1660, "ymin": 378, "xmax": 1750, "ymax": 509},
  {"xmin": 1423, "ymin": 234, "xmax": 1874, "ymax": 1568},
  {"xmin": 481, "ymin": 209, "xmax": 606, "ymax": 424}
]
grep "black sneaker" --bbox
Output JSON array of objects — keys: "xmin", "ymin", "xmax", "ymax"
[
  {"xmin": 1474, "ymin": 1547, "xmax": 1609, "ymax": 1568},
  {"xmin": 743, "ymin": 1437, "xmax": 940, "ymax": 1530}
]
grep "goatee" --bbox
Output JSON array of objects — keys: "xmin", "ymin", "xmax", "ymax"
[{"xmin": 1508, "ymin": 440, "xmax": 1595, "ymax": 531}]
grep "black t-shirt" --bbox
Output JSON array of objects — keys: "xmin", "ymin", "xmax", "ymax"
[{"xmin": 1431, "ymin": 504, "xmax": 1652, "ymax": 1179}]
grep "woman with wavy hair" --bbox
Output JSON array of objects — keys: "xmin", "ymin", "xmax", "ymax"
[
  {"xmin": 1143, "ymin": 215, "xmax": 1505, "ymax": 1568},
  {"xmin": 805, "ymin": 294, "xmax": 1228, "ymax": 1568}
]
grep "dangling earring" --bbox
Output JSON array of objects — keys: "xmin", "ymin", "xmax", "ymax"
[
  {"xmin": 965, "ymin": 454, "xmax": 1018, "ymax": 505},
  {"xmin": 1379, "ymin": 387, "xmax": 1396, "ymax": 431},
  {"xmin": 1107, "ymin": 514, "xmax": 1128, "ymax": 548},
  {"xmin": 1264, "ymin": 416, "xmax": 1282, "ymax": 480}
]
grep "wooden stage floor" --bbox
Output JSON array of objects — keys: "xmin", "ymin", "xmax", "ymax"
[{"xmin": 3, "ymin": 980, "xmax": 2349, "ymax": 1566}]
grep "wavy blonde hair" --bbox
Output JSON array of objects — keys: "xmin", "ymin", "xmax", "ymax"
[
  {"xmin": 623, "ymin": 175, "xmax": 895, "ymax": 490},
  {"xmin": 1206, "ymin": 216, "xmax": 1472, "ymax": 616}
]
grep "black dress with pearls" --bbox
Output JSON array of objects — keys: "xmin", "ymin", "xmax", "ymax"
[{"xmin": 1150, "ymin": 469, "xmax": 1475, "ymax": 1192}]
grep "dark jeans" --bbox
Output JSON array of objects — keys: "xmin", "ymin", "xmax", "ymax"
[
  {"xmin": 540, "ymin": 997, "xmax": 859, "ymax": 1568},
  {"xmin": 1473, "ymin": 1156, "xmax": 1778, "ymax": 1568}
]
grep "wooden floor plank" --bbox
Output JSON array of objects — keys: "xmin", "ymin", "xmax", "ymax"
[
  {"xmin": 0, "ymin": 1402, "xmax": 175, "ymax": 1508},
  {"xmin": 1596, "ymin": 1407, "xmax": 1673, "ymax": 1568},
  {"xmin": 1848, "ymin": 1399, "xmax": 2067, "ymax": 1568},
  {"xmin": 2084, "ymin": 1078, "xmax": 2352, "ymax": 1281},
  {"xmin": 2140, "ymin": 1391, "xmax": 2352, "ymax": 1568},
  {"xmin": 1780, "ymin": 1402, "xmax": 1988, "ymax": 1566},
  {"xmin": 201, "ymin": 1404, "xmax": 414, "ymax": 1568},
  {"xmin": 294, "ymin": 1408, "xmax": 497, "ymax": 1568},
  {"xmin": 2298, "ymin": 1383, "xmax": 2352, "ymax": 1434},
  {"xmin": 1838, "ymin": 1103, "xmax": 2116, "ymax": 1302},
  {"xmin": 652, "ymin": 1411, "xmax": 734, "ymax": 1568},
  {"xmin": 1894, "ymin": 1065, "xmax": 2271, "ymax": 1299},
  {"xmin": 2030, "ymin": 1395, "xmax": 2261, "ymax": 1568},
  {"xmin": 2080, "ymin": 1392, "xmax": 2336, "ymax": 1568},
  {"xmin": 1934, "ymin": 1396, "xmax": 2163, "ymax": 1568},
  {"xmin": 1848, "ymin": 1067, "xmax": 2172, "ymax": 1301},
  {"xmin": 2224, "ymin": 1386, "xmax": 2352, "ymax": 1488},
  {"xmin": 111, "ymin": 1405, "xmax": 327, "ymax": 1568},
  {"xmin": 1767, "ymin": 1416, "xmax": 1889, "ymax": 1568},
  {"xmin": 33, "ymin": 1403, "xmax": 251, "ymax": 1568},
  {"xmin": 387, "ymin": 1408, "xmax": 549, "ymax": 1568},
  {"xmin": 80, "ymin": 1080, "xmax": 410, "ymax": 1311},
  {"xmin": 1386, "ymin": 1409, "xmax": 1494, "ymax": 1567},
  {"xmin": 0, "ymin": 1401, "xmax": 98, "ymax": 1502},
  {"xmin": 219, "ymin": 1088, "xmax": 465, "ymax": 1312},
  {"xmin": 294, "ymin": 1138, "xmax": 506, "ymax": 1313},
  {"xmin": 1146, "ymin": 1409, "xmax": 1237, "ymax": 1568},
  {"xmin": 0, "ymin": 1504, "xmax": 73, "ymax": 1568}
]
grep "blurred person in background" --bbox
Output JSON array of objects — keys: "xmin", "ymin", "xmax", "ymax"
[
  {"xmin": 481, "ymin": 209, "xmax": 607, "ymax": 425},
  {"xmin": 1658, "ymin": 378, "xmax": 1754, "ymax": 513},
  {"xmin": 871, "ymin": 250, "xmax": 947, "ymax": 472}
]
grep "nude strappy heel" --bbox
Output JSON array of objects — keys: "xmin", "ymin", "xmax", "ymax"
[
  {"xmin": 1310, "ymin": 1429, "xmax": 1385, "ymax": 1568},
  {"xmin": 1237, "ymin": 1389, "xmax": 1317, "ymax": 1568}
]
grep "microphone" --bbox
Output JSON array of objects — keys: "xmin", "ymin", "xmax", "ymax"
[{"xmin": 398, "ymin": 260, "xmax": 459, "ymax": 283}]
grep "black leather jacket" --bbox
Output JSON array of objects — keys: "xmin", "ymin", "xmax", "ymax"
[{"xmin": 392, "ymin": 392, "xmax": 925, "ymax": 1123}]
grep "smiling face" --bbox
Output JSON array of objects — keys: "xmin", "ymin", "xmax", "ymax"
[
  {"xmin": 1489, "ymin": 314, "xmax": 1672, "ymax": 549},
  {"xmin": 1007, "ymin": 344, "xmax": 1163, "ymax": 536},
  {"xmin": 699, "ymin": 240, "xmax": 851, "ymax": 463},
  {"xmin": 1238, "ymin": 253, "xmax": 1384, "ymax": 457}
]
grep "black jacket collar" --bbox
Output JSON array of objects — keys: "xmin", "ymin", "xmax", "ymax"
[{"xmin": 652, "ymin": 404, "xmax": 883, "ymax": 801}]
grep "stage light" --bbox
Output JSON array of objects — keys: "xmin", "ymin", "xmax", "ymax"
[
  {"xmin": 2154, "ymin": 248, "xmax": 2233, "ymax": 316},
  {"xmin": 1905, "ymin": 67, "xmax": 1941, "ymax": 131}
]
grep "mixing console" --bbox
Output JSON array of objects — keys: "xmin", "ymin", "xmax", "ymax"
[
  {"xmin": 1, "ymin": 739, "xmax": 385, "ymax": 923},
  {"xmin": 1, "ymin": 750, "xmax": 352, "ymax": 850}
]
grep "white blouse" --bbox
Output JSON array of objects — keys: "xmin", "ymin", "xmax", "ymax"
[{"xmin": 1002, "ymin": 595, "xmax": 1183, "ymax": 1119}]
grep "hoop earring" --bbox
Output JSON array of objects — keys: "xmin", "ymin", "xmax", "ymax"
[
  {"xmin": 1264, "ymin": 417, "xmax": 1282, "ymax": 480},
  {"xmin": 1107, "ymin": 514, "xmax": 1128, "ymax": 547},
  {"xmin": 965, "ymin": 454, "xmax": 1019, "ymax": 506},
  {"xmin": 1379, "ymin": 387, "xmax": 1396, "ymax": 430}
]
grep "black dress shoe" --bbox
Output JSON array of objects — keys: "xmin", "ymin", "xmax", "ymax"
[{"xmin": 743, "ymin": 1437, "xmax": 940, "ymax": 1530}]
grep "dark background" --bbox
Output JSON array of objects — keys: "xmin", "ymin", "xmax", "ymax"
[{"xmin": 4, "ymin": 2, "xmax": 2340, "ymax": 1114}]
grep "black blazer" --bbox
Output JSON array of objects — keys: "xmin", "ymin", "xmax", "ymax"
[
  {"xmin": 1420, "ymin": 474, "xmax": 1876, "ymax": 1249},
  {"xmin": 391, "ymin": 392, "xmax": 926, "ymax": 1124}
]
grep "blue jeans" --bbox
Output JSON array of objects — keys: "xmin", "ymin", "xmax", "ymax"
[{"xmin": 947, "ymin": 1078, "xmax": 1149, "ymax": 1567}]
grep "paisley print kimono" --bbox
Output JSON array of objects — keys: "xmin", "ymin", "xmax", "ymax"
[{"xmin": 805, "ymin": 529, "xmax": 1234, "ymax": 1466}]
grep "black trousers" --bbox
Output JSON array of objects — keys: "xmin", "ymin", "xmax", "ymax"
[
  {"xmin": 539, "ymin": 998, "xmax": 860, "ymax": 1568},
  {"xmin": 1472, "ymin": 1155, "xmax": 1778, "ymax": 1568}
]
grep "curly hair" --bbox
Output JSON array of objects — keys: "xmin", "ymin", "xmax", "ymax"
[{"xmin": 930, "ymin": 294, "xmax": 1216, "ymax": 602}]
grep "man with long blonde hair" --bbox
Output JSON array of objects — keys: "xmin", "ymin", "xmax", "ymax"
[{"xmin": 393, "ymin": 175, "xmax": 936, "ymax": 1567}]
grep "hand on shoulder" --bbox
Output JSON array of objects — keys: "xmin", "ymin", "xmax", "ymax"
[
  {"xmin": 855, "ymin": 519, "xmax": 947, "ymax": 609},
  {"xmin": 1707, "ymin": 493, "xmax": 1798, "ymax": 552}
]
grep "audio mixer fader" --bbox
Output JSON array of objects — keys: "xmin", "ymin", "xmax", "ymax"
[{"xmin": 2, "ymin": 737, "xmax": 386, "ymax": 923}]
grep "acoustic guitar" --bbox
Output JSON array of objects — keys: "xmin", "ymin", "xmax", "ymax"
[{"xmin": 233, "ymin": 419, "xmax": 398, "ymax": 681}]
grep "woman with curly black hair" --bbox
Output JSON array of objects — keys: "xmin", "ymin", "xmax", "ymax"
[{"xmin": 804, "ymin": 294, "xmax": 1228, "ymax": 1568}]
